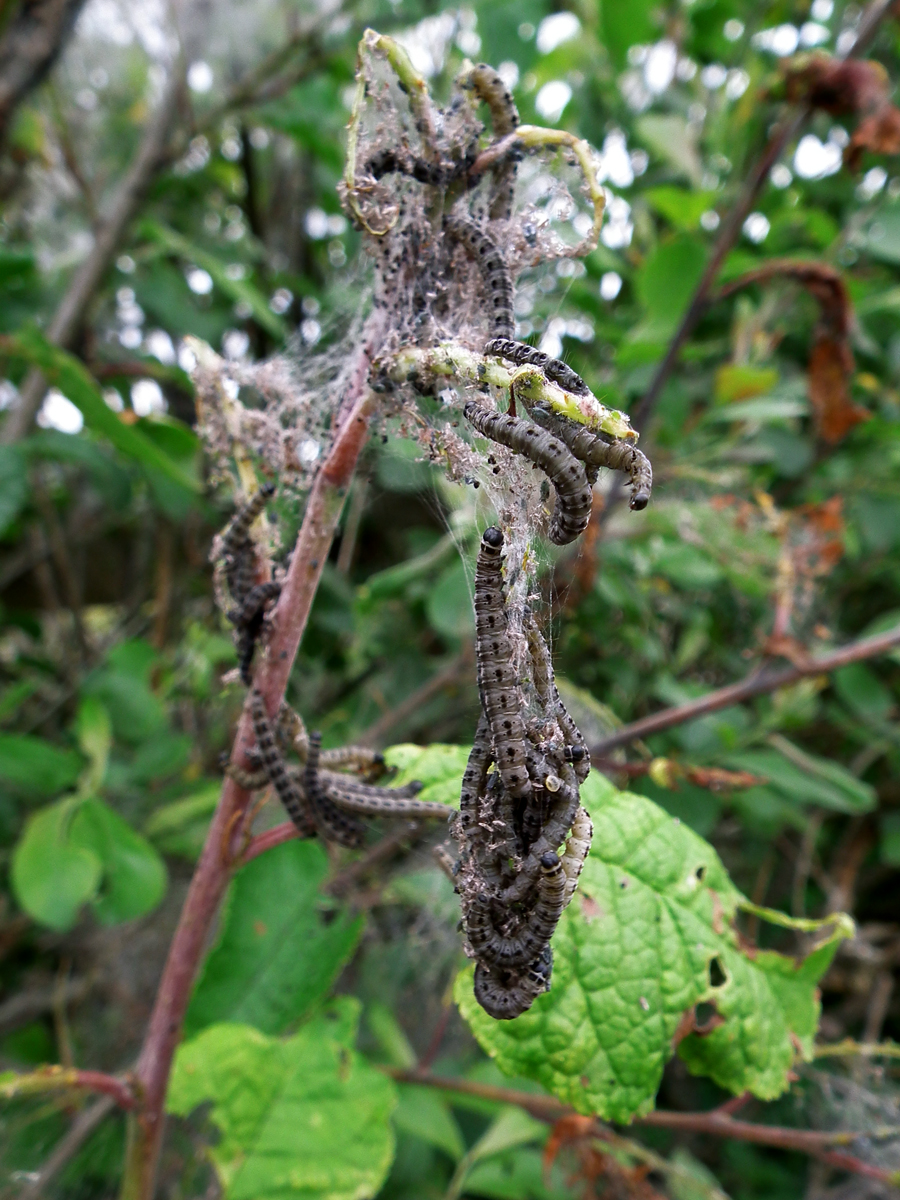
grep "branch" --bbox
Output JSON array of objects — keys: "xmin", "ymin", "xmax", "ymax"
[
  {"xmin": 121, "ymin": 309, "xmax": 387, "ymax": 1200},
  {"xmin": 629, "ymin": 0, "xmax": 893, "ymax": 433},
  {"xmin": 388, "ymin": 1068, "xmax": 900, "ymax": 1186},
  {"xmin": 357, "ymin": 645, "xmax": 474, "ymax": 747},
  {"xmin": 0, "ymin": 0, "xmax": 87, "ymax": 147},
  {"xmin": 1, "ymin": 65, "xmax": 183, "ymax": 444},
  {"xmin": 242, "ymin": 819, "xmax": 301, "ymax": 864},
  {"xmin": 20, "ymin": 1094, "xmax": 117, "ymax": 1200},
  {"xmin": 0, "ymin": 1066, "xmax": 135, "ymax": 1110},
  {"xmin": 589, "ymin": 623, "xmax": 900, "ymax": 755}
]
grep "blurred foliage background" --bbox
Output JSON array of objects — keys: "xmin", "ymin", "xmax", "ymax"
[{"xmin": 2, "ymin": 0, "xmax": 900, "ymax": 1196}]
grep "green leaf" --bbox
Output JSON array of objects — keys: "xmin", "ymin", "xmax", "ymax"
[
  {"xmin": 426, "ymin": 558, "xmax": 475, "ymax": 641},
  {"xmin": 600, "ymin": 0, "xmax": 658, "ymax": 68},
  {"xmin": 446, "ymin": 1107, "xmax": 547, "ymax": 1200},
  {"xmin": 144, "ymin": 781, "xmax": 221, "ymax": 859},
  {"xmin": 461, "ymin": 1146, "xmax": 570, "ymax": 1200},
  {"xmin": 724, "ymin": 738, "xmax": 876, "ymax": 814},
  {"xmin": 633, "ymin": 235, "xmax": 708, "ymax": 342},
  {"xmin": 862, "ymin": 203, "xmax": 900, "ymax": 265},
  {"xmin": 0, "ymin": 734, "xmax": 82, "ymax": 796},
  {"xmin": 383, "ymin": 742, "xmax": 469, "ymax": 807},
  {"xmin": 11, "ymin": 799, "xmax": 102, "ymax": 930},
  {"xmin": 393, "ymin": 1084, "xmax": 465, "ymax": 1161},
  {"xmin": 0, "ymin": 445, "xmax": 29, "ymax": 534},
  {"xmin": 833, "ymin": 663, "xmax": 894, "ymax": 724},
  {"xmin": 645, "ymin": 187, "xmax": 720, "ymax": 231},
  {"xmin": 139, "ymin": 220, "xmax": 286, "ymax": 341},
  {"xmin": 185, "ymin": 840, "xmax": 364, "ymax": 1037},
  {"xmin": 455, "ymin": 772, "xmax": 851, "ymax": 1122},
  {"xmin": 70, "ymin": 798, "xmax": 167, "ymax": 924},
  {"xmin": 635, "ymin": 115, "xmax": 703, "ymax": 186},
  {"xmin": 75, "ymin": 696, "xmax": 112, "ymax": 794},
  {"xmin": 0, "ymin": 329, "xmax": 201, "ymax": 492},
  {"xmin": 713, "ymin": 365, "xmax": 780, "ymax": 404},
  {"xmin": 167, "ymin": 1001, "xmax": 397, "ymax": 1200}
]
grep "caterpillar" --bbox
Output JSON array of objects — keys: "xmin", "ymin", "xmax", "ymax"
[
  {"xmin": 528, "ymin": 406, "xmax": 652, "ymax": 511},
  {"xmin": 220, "ymin": 484, "xmax": 275, "ymax": 578},
  {"xmin": 499, "ymin": 766, "xmax": 581, "ymax": 904},
  {"xmin": 274, "ymin": 703, "xmax": 387, "ymax": 776},
  {"xmin": 561, "ymin": 805, "xmax": 593, "ymax": 906},
  {"xmin": 524, "ymin": 616, "xmax": 590, "ymax": 783},
  {"xmin": 473, "ymin": 527, "xmax": 531, "ymax": 801},
  {"xmin": 461, "ymin": 64, "xmax": 520, "ymax": 222},
  {"xmin": 248, "ymin": 690, "xmax": 316, "ymax": 838},
  {"xmin": 483, "ymin": 337, "xmax": 589, "ymax": 398},
  {"xmin": 464, "ymin": 404, "xmax": 593, "ymax": 545},
  {"xmin": 303, "ymin": 731, "xmax": 366, "ymax": 849},
  {"xmin": 229, "ymin": 580, "xmax": 282, "ymax": 685},
  {"xmin": 444, "ymin": 217, "xmax": 514, "ymax": 340},
  {"xmin": 473, "ymin": 944, "xmax": 552, "ymax": 1020},
  {"xmin": 464, "ymin": 850, "xmax": 567, "ymax": 969}
]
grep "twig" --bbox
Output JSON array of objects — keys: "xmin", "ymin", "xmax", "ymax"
[
  {"xmin": 121, "ymin": 308, "xmax": 387, "ymax": 1199},
  {"xmin": 1, "ymin": 66, "xmax": 183, "ymax": 443},
  {"xmin": 242, "ymin": 818, "xmax": 302, "ymax": 864},
  {"xmin": 324, "ymin": 821, "xmax": 424, "ymax": 897},
  {"xmin": 0, "ymin": 1066, "xmax": 136, "ymax": 1109},
  {"xmin": 386, "ymin": 1068, "xmax": 900, "ymax": 1185},
  {"xmin": 589, "ymin": 624, "xmax": 900, "ymax": 755},
  {"xmin": 357, "ymin": 645, "xmax": 474, "ymax": 747},
  {"xmin": 815, "ymin": 1038, "xmax": 900, "ymax": 1059},
  {"xmin": 19, "ymin": 1094, "xmax": 116, "ymax": 1200},
  {"xmin": 629, "ymin": 0, "xmax": 893, "ymax": 433}
]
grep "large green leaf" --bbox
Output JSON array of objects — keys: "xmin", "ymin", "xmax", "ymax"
[
  {"xmin": 383, "ymin": 741, "xmax": 469, "ymax": 807},
  {"xmin": 456, "ymin": 772, "xmax": 852, "ymax": 1123},
  {"xmin": 167, "ymin": 1000, "xmax": 397, "ymax": 1200},
  {"xmin": 633, "ymin": 235, "xmax": 708, "ymax": 342},
  {"xmin": 0, "ymin": 330, "xmax": 200, "ymax": 492},
  {"xmin": 185, "ymin": 840, "xmax": 364, "ymax": 1036},
  {"xmin": 11, "ymin": 799, "xmax": 102, "ymax": 930},
  {"xmin": 723, "ymin": 738, "xmax": 876, "ymax": 814},
  {"xmin": 0, "ymin": 734, "xmax": 82, "ymax": 796}
]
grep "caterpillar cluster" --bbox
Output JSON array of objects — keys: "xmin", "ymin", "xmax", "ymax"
[
  {"xmin": 217, "ymin": 486, "xmax": 281, "ymax": 684},
  {"xmin": 464, "ymin": 404, "xmax": 593, "ymax": 546},
  {"xmin": 230, "ymin": 691, "xmax": 452, "ymax": 850},
  {"xmin": 445, "ymin": 529, "xmax": 593, "ymax": 1019}
]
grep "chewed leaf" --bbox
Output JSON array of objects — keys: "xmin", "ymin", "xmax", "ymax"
[
  {"xmin": 168, "ymin": 999, "xmax": 397, "ymax": 1200},
  {"xmin": 456, "ymin": 772, "xmax": 851, "ymax": 1123}
]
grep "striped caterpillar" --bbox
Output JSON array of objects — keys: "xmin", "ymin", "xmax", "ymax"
[
  {"xmin": 561, "ymin": 805, "xmax": 593, "ymax": 906},
  {"xmin": 464, "ymin": 404, "xmax": 593, "ymax": 545},
  {"xmin": 483, "ymin": 337, "xmax": 589, "ymax": 398},
  {"xmin": 528, "ymin": 405, "xmax": 652, "ymax": 511},
  {"xmin": 276, "ymin": 702, "xmax": 386, "ymax": 776},
  {"xmin": 473, "ymin": 528, "xmax": 531, "ymax": 801},
  {"xmin": 248, "ymin": 690, "xmax": 316, "ymax": 839},
  {"xmin": 464, "ymin": 850, "xmax": 567, "ymax": 969},
  {"xmin": 524, "ymin": 616, "xmax": 591, "ymax": 783},
  {"xmin": 304, "ymin": 731, "xmax": 366, "ymax": 849},
  {"xmin": 444, "ymin": 216, "xmax": 514, "ymax": 341},
  {"xmin": 229, "ymin": 580, "xmax": 281, "ymax": 685},
  {"xmin": 473, "ymin": 943, "xmax": 552, "ymax": 1021},
  {"xmin": 220, "ymin": 484, "xmax": 275, "ymax": 603},
  {"xmin": 461, "ymin": 64, "xmax": 520, "ymax": 222}
]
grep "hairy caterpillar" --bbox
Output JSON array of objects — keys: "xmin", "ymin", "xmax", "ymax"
[
  {"xmin": 248, "ymin": 690, "xmax": 316, "ymax": 838},
  {"xmin": 444, "ymin": 217, "xmax": 514, "ymax": 340},
  {"xmin": 229, "ymin": 580, "xmax": 281, "ymax": 685},
  {"xmin": 473, "ymin": 527, "xmax": 531, "ymax": 800},
  {"xmin": 473, "ymin": 943, "xmax": 552, "ymax": 1020},
  {"xmin": 304, "ymin": 731, "xmax": 366, "ymax": 849},
  {"xmin": 464, "ymin": 404, "xmax": 593, "ymax": 545},
  {"xmin": 483, "ymin": 337, "xmax": 589, "ymax": 398},
  {"xmin": 322, "ymin": 771, "xmax": 448, "ymax": 818},
  {"xmin": 561, "ymin": 805, "xmax": 593, "ymax": 906},
  {"xmin": 461, "ymin": 64, "xmax": 520, "ymax": 221},
  {"xmin": 499, "ymin": 766, "xmax": 581, "ymax": 904},
  {"xmin": 529, "ymin": 406, "xmax": 653, "ymax": 511},
  {"xmin": 276, "ymin": 703, "xmax": 386, "ymax": 776},
  {"xmin": 524, "ymin": 615, "xmax": 591, "ymax": 783}
]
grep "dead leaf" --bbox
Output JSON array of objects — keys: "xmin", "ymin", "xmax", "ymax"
[{"xmin": 808, "ymin": 336, "xmax": 870, "ymax": 444}]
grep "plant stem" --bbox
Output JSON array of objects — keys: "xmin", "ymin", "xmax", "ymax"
[
  {"xmin": 388, "ymin": 1067, "xmax": 899, "ymax": 1185},
  {"xmin": 589, "ymin": 624, "xmax": 900, "ymax": 755},
  {"xmin": 119, "ymin": 311, "xmax": 386, "ymax": 1200}
]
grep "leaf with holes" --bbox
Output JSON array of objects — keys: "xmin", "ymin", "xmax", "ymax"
[
  {"xmin": 167, "ymin": 999, "xmax": 397, "ymax": 1200},
  {"xmin": 456, "ymin": 772, "xmax": 852, "ymax": 1123}
]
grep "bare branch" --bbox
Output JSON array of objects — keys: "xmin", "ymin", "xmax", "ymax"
[
  {"xmin": 0, "ymin": 0, "xmax": 87, "ymax": 147},
  {"xmin": 1, "ymin": 66, "xmax": 183, "ymax": 444},
  {"xmin": 589, "ymin": 623, "xmax": 900, "ymax": 756}
]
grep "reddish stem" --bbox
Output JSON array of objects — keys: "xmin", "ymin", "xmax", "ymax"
[
  {"xmin": 120, "ymin": 311, "xmax": 386, "ymax": 1199},
  {"xmin": 590, "ymin": 623, "xmax": 900, "ymax": 755},
  {"xmin": 242, "ymin": 820, "xmax": 301, "ymax": 864}
]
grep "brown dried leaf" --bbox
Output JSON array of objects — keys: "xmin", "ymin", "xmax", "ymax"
[
  {"xmin": 784, "ymin": 54, "xmax": 891, "ymax": 116},
  {"xmin": 808, "ymin": 336, "xmax": 870, "ymax": 444}
]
